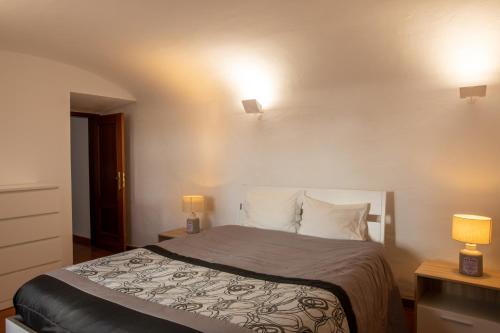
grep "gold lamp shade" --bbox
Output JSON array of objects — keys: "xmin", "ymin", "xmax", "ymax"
[
  {"xmin": 182, "ymin": 195, "xmax": 205, "ymax": 213},
  {"xmin": 452, "ymin": 214, "xmax": 492, "ymax": 245}
]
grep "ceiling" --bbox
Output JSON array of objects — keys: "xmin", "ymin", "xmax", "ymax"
[{"xmin": 1, "ymin": 0, "xmax": 500, "ymax": 106}]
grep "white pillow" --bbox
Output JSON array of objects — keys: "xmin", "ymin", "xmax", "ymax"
[
  {"xmin": 298, "ymin": 195, "xmax": 370, "ymax": 240},
  {"xmin": 241, "ymin": 187, "xmax": 303, "ymax": 233}
]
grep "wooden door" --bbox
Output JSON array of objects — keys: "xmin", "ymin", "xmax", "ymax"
[{"xmin": 89, "ymin": 113, "xmax": 126, "ymax": 252}]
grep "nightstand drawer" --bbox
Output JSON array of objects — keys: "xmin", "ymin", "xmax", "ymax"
[{"xmin": 417, "ymin": 304, "xmax": 500, "ymax": 333}]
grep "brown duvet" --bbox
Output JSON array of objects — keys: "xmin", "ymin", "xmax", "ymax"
[{"xmin": 153, "ymin": 225, "xmax": 407, "ymax": 333}]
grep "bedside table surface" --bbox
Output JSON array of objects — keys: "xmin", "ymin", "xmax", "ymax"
[
  {"xmin": 416, "ymin": 261, "xmax": 500, "ymax": 291},
  {"xmin": 158, "ymin": 227, "xmax": 188, "ymax": 238}
]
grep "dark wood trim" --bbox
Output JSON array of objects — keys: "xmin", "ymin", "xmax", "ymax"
[
  {"xmin": 71, "ymin": 111, "xmax": 99, "ymax": 118},
  {"xmin": 126, "ymin": 245, "xmax": 137, "ymax": 250},
  {"xmin": 88, "ymin": 116, "xmax": 99, "ymax": 247},
  {"xmin": 117, "ymin": 113, "xmax": 127, "ymax": 252},
  {"xmin": 73, "ymin": 235, "xmax": 91, "ymax": 246},
  {"xmin": 402, "ymin": 297, "xmax": 414, "ymax": 309},
  {"xmin": 0, "ymin": 307, "xmax": 15, "ymax": 333}
]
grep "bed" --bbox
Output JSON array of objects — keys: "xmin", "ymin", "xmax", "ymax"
[{"xmin": 8, "ymin": 187, "xmax": 408, "ymax": 333}]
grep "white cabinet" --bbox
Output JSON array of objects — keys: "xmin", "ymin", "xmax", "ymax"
[{"xmin": 0, "ymin": 184, "xmax": 61, "ymax": 310}]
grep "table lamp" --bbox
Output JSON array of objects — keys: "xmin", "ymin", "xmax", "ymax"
[
  {"xmin": 182, "ymin": 195, "xmax": 205, "ymax": 234},
  {"xmin": 452, "ymin": 214, "xmax": 492, "ymax": 277}
]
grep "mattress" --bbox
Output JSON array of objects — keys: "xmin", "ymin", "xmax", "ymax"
[{"xmin": 13, "ymin": 225, "xmax": 408, "ymax": 333}]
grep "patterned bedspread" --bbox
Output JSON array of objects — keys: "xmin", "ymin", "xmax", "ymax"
[{"xmin": 67, "ymin": 246, "xmax": 350, "ymax": 333}]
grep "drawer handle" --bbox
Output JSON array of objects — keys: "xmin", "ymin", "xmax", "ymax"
[{"xmin": 440, "ymin": 315, "xmax": 473, "ymax": 326}]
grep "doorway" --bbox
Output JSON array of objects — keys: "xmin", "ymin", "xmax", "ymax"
[
  {"xmin": 70, "ymin": 93, "xmax": 133, "ymax": 253},
  {"xmin": 71, "ymin": 112, "xmax": 126, "ymax": 252}
]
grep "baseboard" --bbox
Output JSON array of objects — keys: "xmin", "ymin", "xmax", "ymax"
[
  {"xmin": 72, "ymin": 235, "xmax": 91, "ymax": 246},
  {"xmin": 126, "ymin": 245, "xmax": 137, "ymax": 250}
]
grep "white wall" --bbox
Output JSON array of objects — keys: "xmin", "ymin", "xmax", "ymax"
[
  {"xmin": 0, "ymin": 50, "xmax": 134, "ymax": 266},
  {"xmin": 116, "ymin": 80, "xmax": 500, "ymax": 298},
  {"xmin": 70, "ymin": 117, "xmax": 91, "ymax": 239}
]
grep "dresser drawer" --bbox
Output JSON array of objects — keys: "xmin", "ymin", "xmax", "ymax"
[{"xmin": 417, "ymin": 303, "xmax": 500, "ymax": 333}]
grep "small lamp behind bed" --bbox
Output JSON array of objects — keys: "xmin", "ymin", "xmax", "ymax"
[
  {"xmin": 182, "ymin": 195, "xmax": 205, "ymax": 234},
  {"xmin": 452, "ymin": 214, "xmax": 492, "ymax": 277}
]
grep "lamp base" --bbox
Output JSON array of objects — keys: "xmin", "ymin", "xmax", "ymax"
[
  {"xmin": 186, "ymin": 216, "xmax": 200, "ymax": 234},
  {"xmin": 459, "ymin": 245, "xmax": 483, "ymax": 277}
]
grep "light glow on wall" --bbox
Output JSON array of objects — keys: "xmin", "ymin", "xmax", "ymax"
[
  {"xmin": 434, "ymin": 21, "xmax": 499, "ymax": 86},
  {"xmin": 451, "ymin": 44, "xmax": 491, "ymax": 84},
  {"xmin": 446, "ymin": 35, "xmax": 496, "ymax": 85},
  {"xmin": 227, "ymin": 59, "xmax": 277, "ymax": 108},
  {"xmin": 211, "ymin": 51, "xmax": 281, "ymax": 109}
]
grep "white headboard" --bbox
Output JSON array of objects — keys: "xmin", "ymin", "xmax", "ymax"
[{"xmin": 239, "ymin": 186, "xmax": 387, "ymax": 244}]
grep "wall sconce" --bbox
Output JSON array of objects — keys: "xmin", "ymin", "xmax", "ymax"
[
  {"xmin": 242, "ymin": 99, "xmax": 263, "ymax": 113},
  {"xmin": 459, "ymin": 85, "xmax": 487, "ymax": 103}
]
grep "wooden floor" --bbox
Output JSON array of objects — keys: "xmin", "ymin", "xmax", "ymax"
[
  {"xmin": 1, "ymin": 240, "xmax": 416, "ymax": 333},
  {"xmin": 405, "ymin": 304, "xmax": 415, "ymax": 333},
  {"xmin": 73, "ymin": 239, "xmax": 115, "ymax": 264}
]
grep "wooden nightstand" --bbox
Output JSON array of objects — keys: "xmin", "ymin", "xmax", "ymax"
[
  {"xmin": 415, "ymin": 261, "xmax": 500, "ymax": 333},
  {"xmin": 158, "ymin": 227, "xmax": 202, "ymax": 242}
]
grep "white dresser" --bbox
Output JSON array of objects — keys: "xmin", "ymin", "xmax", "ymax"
[
  {"xmin": 415, "ymin": 261, "xmax": 500, "ymax": 333},
  {"xmin": 0, "ymin": 184, "xmax": 61, "ymax": 310}
]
